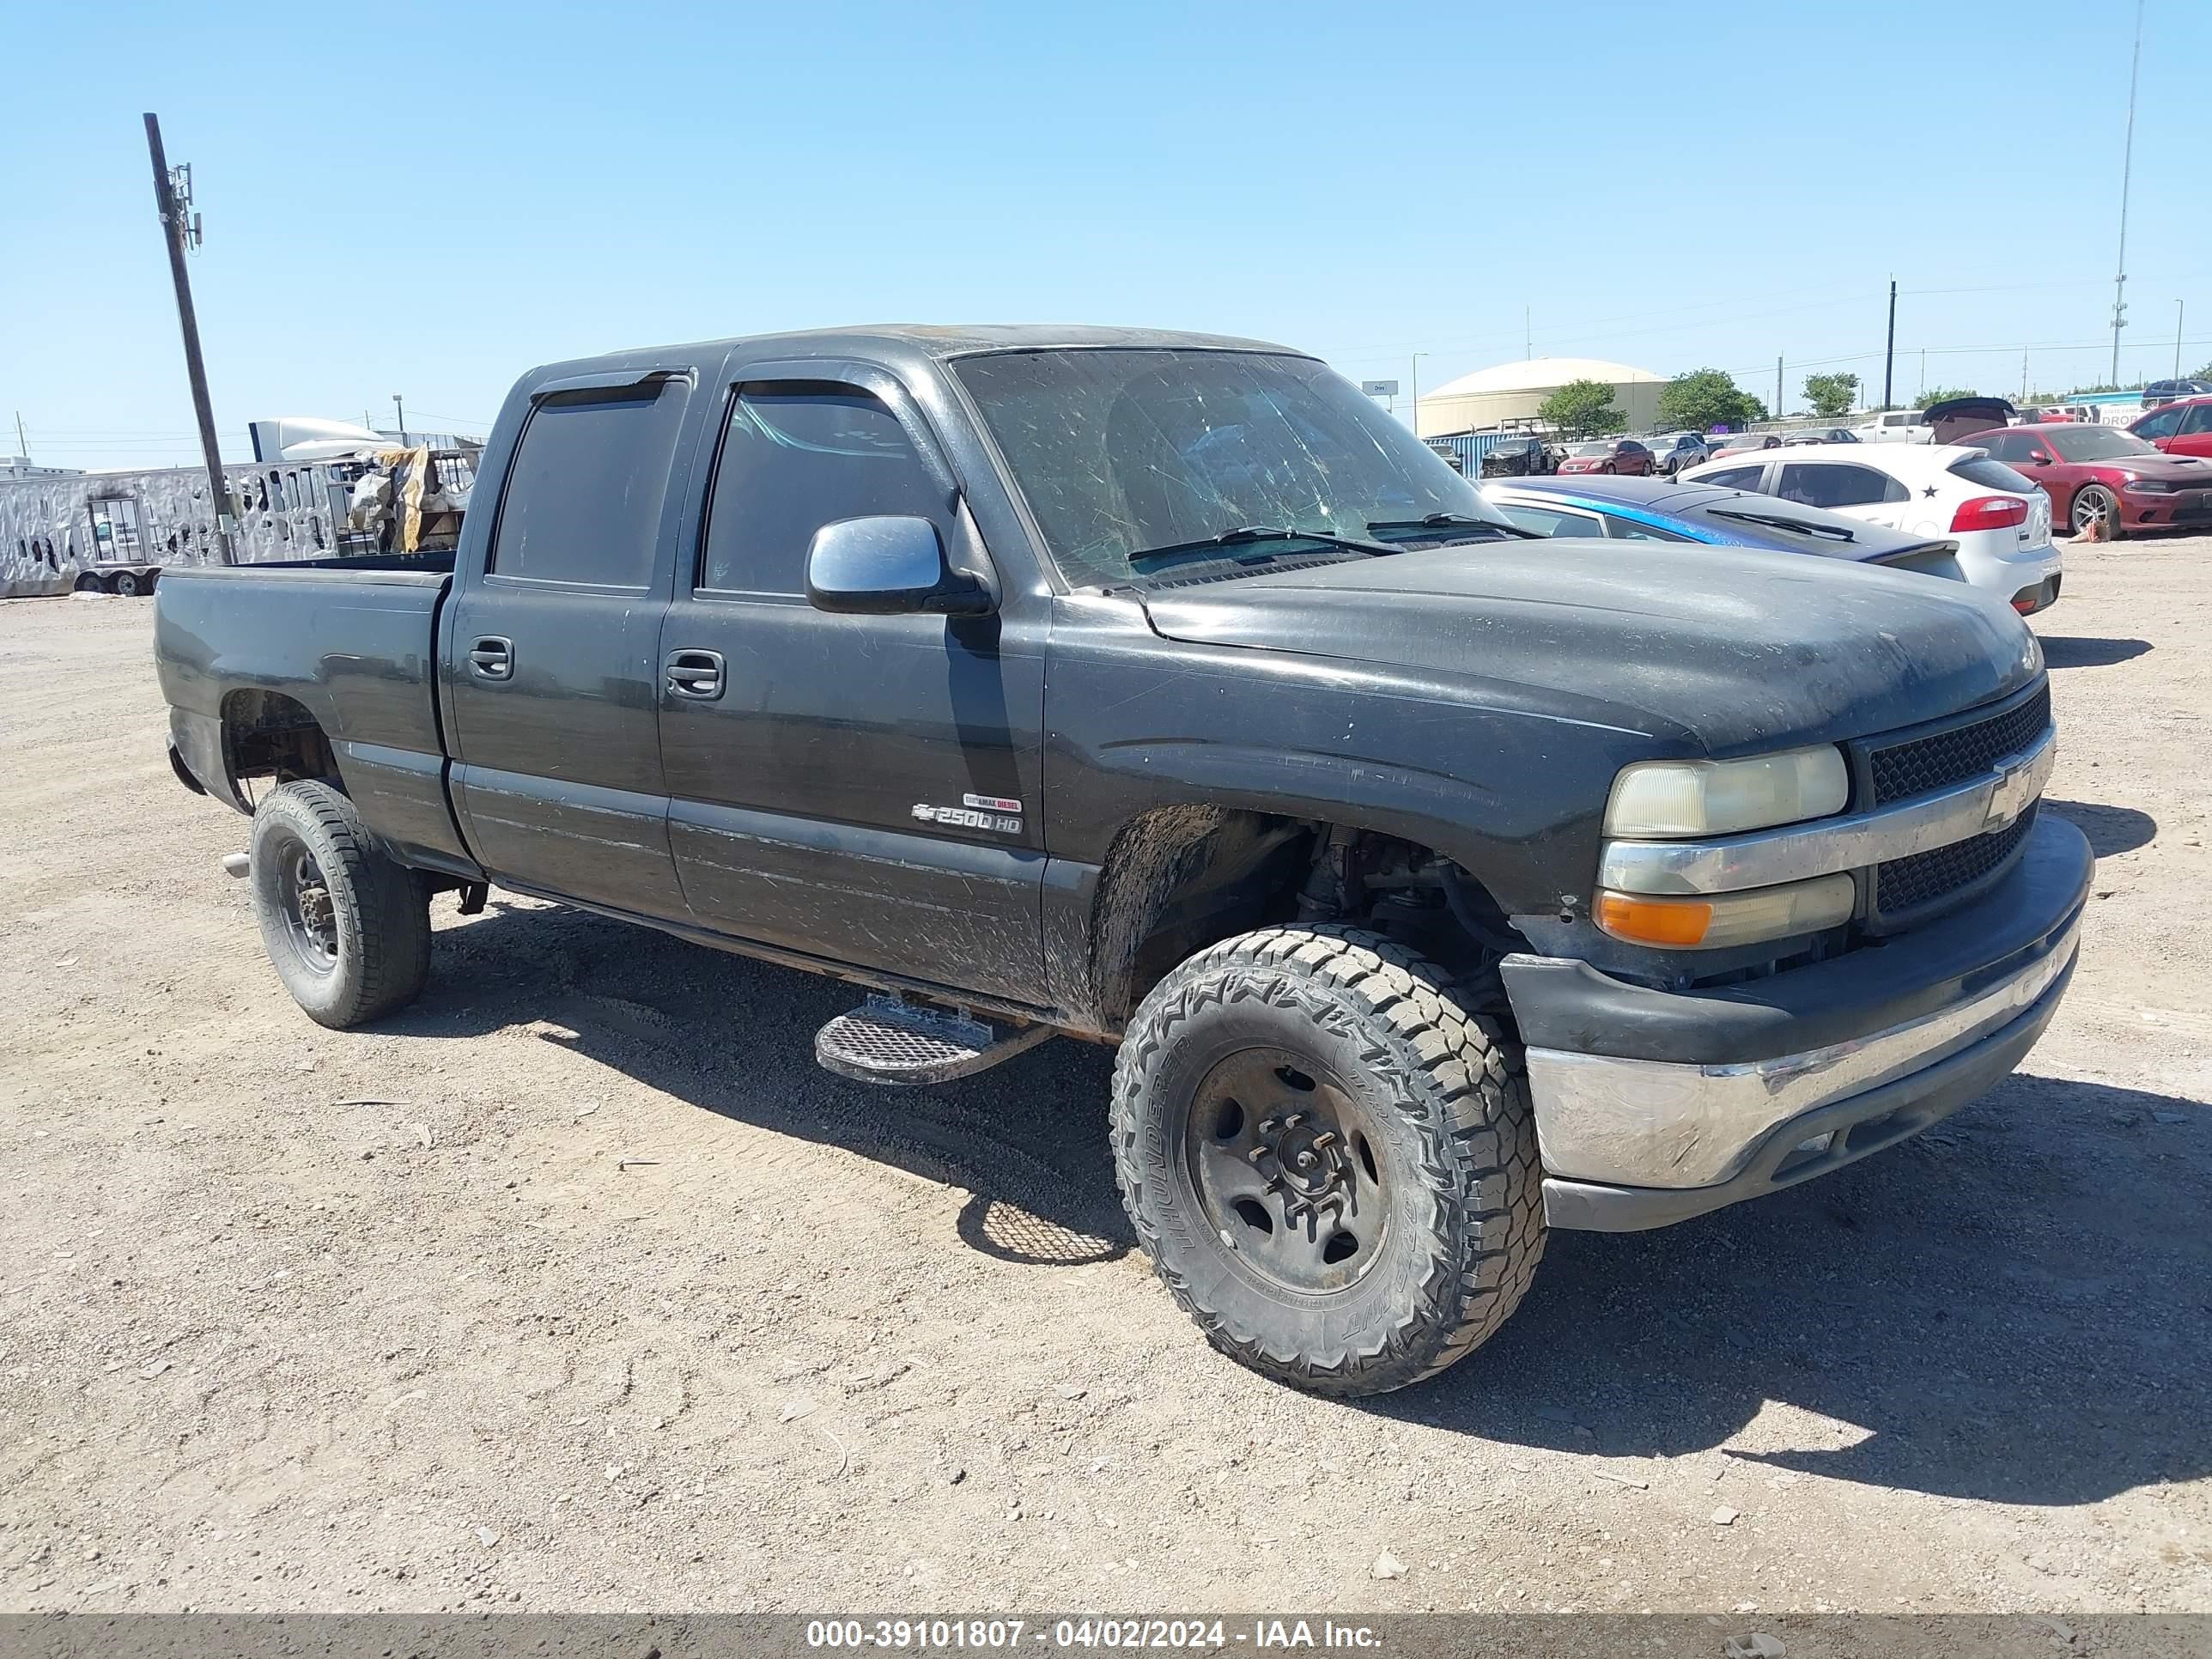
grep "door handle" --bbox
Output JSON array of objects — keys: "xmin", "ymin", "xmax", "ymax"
[
  {"xmin": 665, "ymin": 648, "xmax": 726, "ymax": 701},
  {"xmin": 467, "ymin": 635, "xmax": 514, "ymax": 680}
]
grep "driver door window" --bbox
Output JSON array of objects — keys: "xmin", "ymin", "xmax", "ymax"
[
  {"xmin": 657, "ymin": 371, "xmax": 1043, "ymax": 1000},
  {"xmin": 2133, "ymin": 406, "xmax": 2184, "ymax": 440}
]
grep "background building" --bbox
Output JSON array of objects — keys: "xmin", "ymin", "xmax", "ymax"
[{"xmin": 1417, "ymin": 356, "xmax": 1665, "ymax": 437}]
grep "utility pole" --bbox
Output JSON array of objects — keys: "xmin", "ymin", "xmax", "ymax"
[
  {"xmin": 1881, "ymin": 278, "xmax": 1898, "ymax": 410},
  {"xmin": 1408, "ymin": 354, "xmax": 1426, "ymax": 435},
  {"xmin": 1775, "ymin": 356, "xmax": 1784, "ymax": 421},
  {"xmin": 393, "ymin": 394, "xmax": 409, "ymax": 445},
  {"xmin": 1524, "ymin": 307, "xmax": 1531, "ymax": 361},
  {"xmin": 143, "ymin": 113, "xmax": 234, "ymax": 562},
  {"xmin": 13, "ymin": 411, "xmax": 27, "ymax": 465},
  {"xmin": 2112, "ymin": 0, "xmax": 2143, "ymax": 386},
  {"xmin": 2178, "ymin": 301, "xmax": 2187, "ymax": 380},
  {"xmin": 2021, "ymin": 347, "xmax": 2030, "ymax": 403}
]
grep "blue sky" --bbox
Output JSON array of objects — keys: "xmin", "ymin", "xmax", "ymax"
[{"xmin": 4, "ymin": 0, "xmax": 2207, "ymax": 468}]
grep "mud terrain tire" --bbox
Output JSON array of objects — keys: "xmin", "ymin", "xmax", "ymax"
[{"xmin": 1111, "ymin": 925, "xmax": 1545, "ymax": 1396}]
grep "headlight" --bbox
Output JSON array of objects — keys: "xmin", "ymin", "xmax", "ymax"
[
  {"xmin": 2124, "ymin": 478, "xmax": 2176, "ymax": 494},
  {"xmin": 1597, "ymin": 872, "xmax": 1856, "ymax": 950},
  {"xmin": 1604, "ymin": 746, "xmax": 1849, "ymax": 839}
]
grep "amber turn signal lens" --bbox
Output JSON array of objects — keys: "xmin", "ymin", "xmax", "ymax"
[{"xmin": 1596, "ymin": 891, "xmax": 1713, "ymax": 946}]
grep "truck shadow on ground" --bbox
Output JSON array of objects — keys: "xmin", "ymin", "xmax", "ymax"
[
  {"xmin": 391, "ymin": 899, "xmax": 2209, "ymax": 1509},
  {"xmin": 1373, "ymin": 1069, "xmax": 2212, "ymax": 1506},
  {"xmin": 2044, "ymin": 799, "xmax": 2157, "ymax": 856},
  {"xmin": 390, "ymin": 897, "xmax": 1133, "ymax": 1270},
  {"xmin": 2037, "ymin": 635, "xmax": 2152, "ymax": 669}
]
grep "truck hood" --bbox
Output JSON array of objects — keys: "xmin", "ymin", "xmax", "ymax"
[{"xmin": 1139, "ymin": 540, "xmax": 2041, "ymax": 754}]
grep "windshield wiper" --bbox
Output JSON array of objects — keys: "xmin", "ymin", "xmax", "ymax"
[
  {"xmin": 1705, "ymin": 507, "xmax": 1857, "ymax": 544},
  {"xmin": 1366, "ymin": 512, "xmax": 1541, "ymax": 541},
  {"xmin": 1127, "ymin": 525, "xmax": 1393, "ymax": 574}
]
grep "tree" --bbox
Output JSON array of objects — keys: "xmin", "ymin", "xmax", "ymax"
[
  {"xmin": 1537, "ymin": 379, "xmax": 1625, "ymax": 437},
  {"xmin": 1655, "ymin": 368, "xmax": 1764, "ymax": 433},
  {"xmin": 2191, "ymin": 361, "xmax": 2212, "ymax": 384},
  {"xmin": 1917, "ymin": 386, "xmax": 1980, "ymax": 409},
  {"xmin": 1802, "ymin": 372, "xmax": 1860, "ymax": 418}
]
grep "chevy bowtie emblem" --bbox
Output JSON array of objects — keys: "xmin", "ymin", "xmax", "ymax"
[{"xmin": 1983, "ymin": 755, "xmax": 2039, "ymax": 831}]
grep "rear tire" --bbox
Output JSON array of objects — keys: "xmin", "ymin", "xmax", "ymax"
[
  {"xmin": 1110, "ymin": 926, "xmax": 1546, "ymax": 1396},
  {"xmin": 111, "ymin": 569, "xmax": 142, "ymax": 598},
  {"xmin": 248, "ymin": 781, "xmax": 431, "ymax": 1029}
]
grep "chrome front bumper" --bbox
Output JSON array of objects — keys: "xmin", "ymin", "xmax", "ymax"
[
  {"xmin": 1525, "ymin": 913, "xmax": 2079, "ymax": 1192},
  {"xmin": 1505, "ymin": 810, "xmax": 2091, "ymax": 1231}
]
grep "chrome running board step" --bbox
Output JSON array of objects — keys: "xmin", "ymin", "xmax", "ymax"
[{"xmin": 815, "ymin": 994, "xmax": 1054, "ymax": 1086}]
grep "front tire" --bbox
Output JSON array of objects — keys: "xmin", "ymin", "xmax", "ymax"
[
  {"xmin": 2070, "ymin": 483, "xmax": 2122, "ymax": 539},
  {"xmin": 1111, "ymin": 926, "xmax": 1545, "ymax": 1397},
  {"xmin": 248, "ymin": 781, "xmax": 431, "ymax": 1029}
]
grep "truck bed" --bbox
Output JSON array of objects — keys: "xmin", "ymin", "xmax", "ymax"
[{"xmin": 154, "ymin": 559, "xmax": 470, "ymax": 873}]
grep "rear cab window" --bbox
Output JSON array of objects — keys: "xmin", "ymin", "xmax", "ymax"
[{"xmin": 488, "ymin": 380, "xmax": 689, "ymax": 587}]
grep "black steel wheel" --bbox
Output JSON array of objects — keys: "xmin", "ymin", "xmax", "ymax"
[
  {"xmin": 111, "ymin": 569, "xmax": 142, "ymax": 598},
  {"xmin": 1182, "ymin": 1045, "xmax": 1392, "ymax": 1296},
  {"xmin": 1113, "ymin": 926, "xmax": 1545, "ymax": 1397},
  {"xmin": 275, "ymin": 842, "xmax": 342, "ymax": 977},
  {"xmin": 249, "ymin": 781, "xmax": 430, "ymax": 1029}
]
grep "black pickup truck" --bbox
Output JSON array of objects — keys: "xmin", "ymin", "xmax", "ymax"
[{"xmin": 156, "ymin": 326, "xmax": 2088, "ymax": 1396}]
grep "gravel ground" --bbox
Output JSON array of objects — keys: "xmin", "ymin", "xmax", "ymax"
[{"xmin": 2, "ymin": 541, "xmax": 2209, "ymax": 1616}]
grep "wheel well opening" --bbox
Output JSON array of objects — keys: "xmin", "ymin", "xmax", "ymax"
[
  {"xmin": 222, "ymin": 690, "xmax": 338, "ymax": 805},
  {"xmin": 1087, "ymin": 811, "xmax": 1526, "ymax": 1029}
]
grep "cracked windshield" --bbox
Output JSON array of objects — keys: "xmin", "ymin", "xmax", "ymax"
[{"xmin": 954, "ymin": 348, "xmax": 1513, "ymax": 586}]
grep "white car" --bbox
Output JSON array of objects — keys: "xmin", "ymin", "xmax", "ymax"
[
  {"xmin": 1679, "ymin": 442, "xmax": 2062, "ymax": 614},
  {"xmin": 1851, "ymin": 409, "xmax": 1929, "ymax": 443}
]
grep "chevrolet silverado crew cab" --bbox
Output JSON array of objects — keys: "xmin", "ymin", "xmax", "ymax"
[{"xmin": 155, "ymin": 326, "xmax": 2087, "ymax": 1396}]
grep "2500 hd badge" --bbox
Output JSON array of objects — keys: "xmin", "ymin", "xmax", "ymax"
[{"xmin": 912, "ymin": 793, "xmax": 1024, "ymax": 834}]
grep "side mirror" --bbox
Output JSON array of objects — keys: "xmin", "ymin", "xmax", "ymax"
[{"xmin": 805, "ymin": 516, "xmax": 994, "ymax": 617}]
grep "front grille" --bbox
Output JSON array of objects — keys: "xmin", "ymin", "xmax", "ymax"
[
  {"xmin": 1867, "ymin": 684, "xmax": 2050, "ymax": 805},
  {"xmin": 1875, "ymin": 807, "xmax": 2034, "ymax": 916}
]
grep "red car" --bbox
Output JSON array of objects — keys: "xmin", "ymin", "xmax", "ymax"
[
  {"xmin": 1975, "ymin": 422, "xmax": 2212, "ymax": 538},
  {"xmin": 1705, "ymin": 432, "xmax": 1782, "ymax": 463},
  {"xmin": 1557, "ymin": 437, "xmax": 1655, "ymax": 476},
  {"xmin": 2130, "ymin": 394, "xmax": 2212, "ymax": 459}
]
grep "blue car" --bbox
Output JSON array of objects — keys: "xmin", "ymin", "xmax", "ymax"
[{"xmin": 1480, "ymin": 475, "xmax": 1959, "ymax": 575}]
